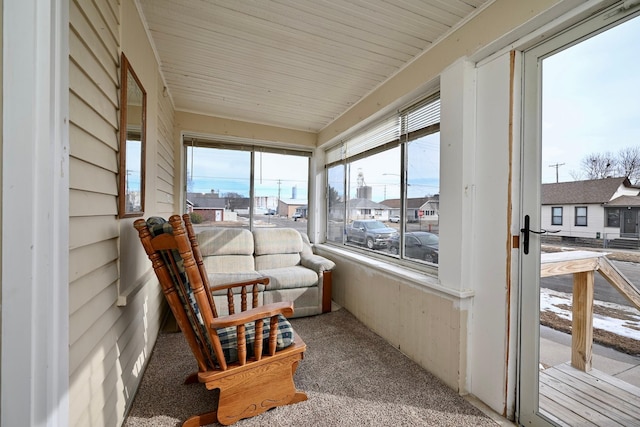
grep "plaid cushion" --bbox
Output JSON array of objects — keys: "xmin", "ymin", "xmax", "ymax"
[
  {"xmin": 146, "ymin": 217, "xmax": 294, "ymax": 365},
  {"xmin": 218, "ymin": 314, "xmax": 294, "ymax": 362}
]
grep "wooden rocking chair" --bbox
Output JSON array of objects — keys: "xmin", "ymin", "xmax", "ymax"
[{"xmin": 134, "ymin": 214, "xmax": 307, "ymax": 426}]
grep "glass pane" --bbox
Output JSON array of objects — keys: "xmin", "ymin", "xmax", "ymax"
[
  {"xmin": 405, "ymin": 132, "xmax": 440, "ymax": 264},
  {"xmin": 346, "ymin": 147, "xmax": 400, "ymax": 252},
  {"xmin": 186, "ymin": 146, "xmax": 251, "ymax": 228},
  {"xmin": 252, "ymin": 152, "xmax": 308, "ymax": 231},
  {"xmin": 327, "ymin": 165, "xmax": 345, "ymax": 244}
]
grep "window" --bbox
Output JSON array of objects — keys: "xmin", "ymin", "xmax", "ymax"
[
  {"xmin": 606, "ymin": 208, "xmax": 620, "ymax": 227},
  {"xmin": 325, "ymin": 95, "xmax": 440, "ymax": 267},
  {"xmin": 551, "ymin": 207, "xmax": 563, "ymax": 225},
  {"xmin": 575, "ymin": 206, "xmax": 587, "ymax": 226},
  {"xmin": 185, "ymin": 140, "xmax": 310, "ymax": 232}
]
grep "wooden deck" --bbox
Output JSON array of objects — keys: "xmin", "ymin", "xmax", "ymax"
[{"xmin": 539, "ymin": 362, "xmax": 640, "ymax": 426}]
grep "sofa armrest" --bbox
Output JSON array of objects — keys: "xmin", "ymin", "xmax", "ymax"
[{"xmin": 300, "ymin": 254, "xmax": 335, "ymax": 273}]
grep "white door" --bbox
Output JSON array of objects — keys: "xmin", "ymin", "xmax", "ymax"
[{"xmin": 519, "ymin": 3, "xmax": 640, "ymax": 425}]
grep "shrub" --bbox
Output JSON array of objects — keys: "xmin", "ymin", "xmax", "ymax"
[{"xmin": 189, "ymin": 212, "xmax": 203, "ymax": 224}]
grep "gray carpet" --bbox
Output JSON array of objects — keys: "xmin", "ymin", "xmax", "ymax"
[{"xmin": 124, "ymin": 308, "xmax": 499, "ymax": 426}]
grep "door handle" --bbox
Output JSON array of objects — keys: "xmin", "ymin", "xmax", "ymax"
[{"xmin": 520, "ymin": 215, "xmax": 559, "ymax": 254}]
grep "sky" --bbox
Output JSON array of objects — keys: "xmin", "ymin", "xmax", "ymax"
[
  {"xmin": 187, "ymin": 131, "xmax": 440, "ymax": 204},
  {"xmin": 187, "ymin": 147, "xmax": 310, "ymax": 200},
  {"xmin": 541, "ymin": 14, "xmax": 640, "ymax": 184}
]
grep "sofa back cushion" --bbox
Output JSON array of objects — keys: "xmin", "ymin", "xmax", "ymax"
[
  {"xmin": 253, "ymin": 228, "xmax": 302, "ymax": 271},
  {"xmin": 197, "ymin": 227, "xmax": 255, "ymax": 273}
]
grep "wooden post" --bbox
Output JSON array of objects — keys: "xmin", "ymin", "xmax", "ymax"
[
  {"xmin": 322, "ymin": 271, "xmax": 333, "ymax": 313},
  {"xmin": 571, "ymin": 270, "xmax": 594, "ymax": 372}
]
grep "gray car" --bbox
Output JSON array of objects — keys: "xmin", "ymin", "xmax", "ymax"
[
  {"xmin": 346, "ymin": 220, "xmax": 398, "ymax": 249},
  {"xmin": 389, "ymin": 231, "xmax": 439, "ymax": 263}
]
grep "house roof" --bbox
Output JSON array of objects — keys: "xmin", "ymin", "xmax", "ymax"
[
  {"xmin": 187, "ymin": 192, "xmax": 227, "ymax": 208},
  {"xmin": 279, "ymin": 198, "xmax": 308, "ymax": 207},
  {"xmin": 541, "ymin": 177, "xmax": 633, "ymax": 205},
  {"xmin": 348, "ymin": 198, "xmax": 391, "ymax": 209},
  {"xmin": 381, "ymin": 197, "xmax": 435, "ymax": 209},
  {"xmin": 605, "ymin": 195, "xmax": 640, "ymax": 208}
]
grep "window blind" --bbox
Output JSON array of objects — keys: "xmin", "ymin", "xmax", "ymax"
[{"xmin": 326, "ymin": 93, "xmax": 440, "ymax": 165}]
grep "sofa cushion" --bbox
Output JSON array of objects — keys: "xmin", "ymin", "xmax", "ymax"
[
  {"xmin": 253, "ymin": 228, "xmax": 304, "ymax": 271},
  {"xmin": 258, "ymin": 265, "xmax": 318, "ymax": 290},
  {"xmin": 197, "ymin": 228, "xmax": 257, "ymax": 274},
  {"xmin": 208, "ymin": 272, "xmax": 266, "ymax": 290},
  {"xmin": 253, "ymin": 228, "xmax": 302, "ymax": 255},
  {"xmin": 198, "ymin": 227, "xmax": 255, "ymax": 257}
]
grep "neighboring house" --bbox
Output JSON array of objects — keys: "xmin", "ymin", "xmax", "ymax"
[
  {"xmin": 381, "ymin": 196, "xmax": 439, "ymax": 223},
  {"xmin": 277, "ymin": 198, "xmax": 308, "ymax": 218},
  {"xmin": 187, "ymin": 192, "xmax": 227, "ymax": 221},
  {"xmin": 541, "ymin": 177, "xmax": 640, "ymax": 239},
  {"xmin": 345, "ymin": 198, "xmax": 391, "ymax": 221},
  {"xmin": 418, "ymin": 195, "xmax": 440, "ymax": 225}
]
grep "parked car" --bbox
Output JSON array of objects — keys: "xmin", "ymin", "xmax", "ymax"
[
  {"xmin": 389, "ymin": 215, "xmax": 401, "ymax": 223},
  {"xmin": 292, "ymin": 212, "xmax": 303, "ymax": 220},
  {"xmin": 346, "ymin": 220, "xmax": 398, "ymax": 249},
  {"xmin": 389, "ymin": 231, "xmax": 439, "ymax": 263},
  {"xmin": 265, "ymin": 209, "xmax": 276, "ymax": 215}
]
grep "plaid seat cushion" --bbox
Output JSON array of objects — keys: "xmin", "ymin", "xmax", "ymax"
[
  {"xmin": 146, "ymin": 217, "xmax": 294, "ymax": 366},
  {"xmin": 217, "ymin": 314, "xmax": 294, "ymax": 363}
]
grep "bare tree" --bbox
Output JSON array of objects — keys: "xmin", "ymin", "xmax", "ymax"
[
  {"xmin": 569, "ymin": 169, "xmax": 584, "ymax": 181},
  {"xmin": 615, "ymin": 146, "xmax": 640, "ymax": 185},
  {"xmin": 580, "ymin": 152, "xmax": 617, "ymax": 179}
]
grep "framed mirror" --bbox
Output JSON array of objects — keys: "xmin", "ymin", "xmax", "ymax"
[{"xmin": 119, "ymin": 53, "xmax": 146, "ymax": 217}]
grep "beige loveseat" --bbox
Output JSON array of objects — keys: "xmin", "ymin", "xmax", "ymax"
[{"xmin": 196, "ymin": 227, "xmax": 335, "ymax": 318}]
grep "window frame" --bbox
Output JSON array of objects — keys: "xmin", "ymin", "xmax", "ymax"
[
  {"xmin": 551, "ymin": 206, "xmax": 563, "ymax": 225},
  {"xmin": 183, "ymin": 137, "xmax": 312, "ymax": 231},
  {"xmin": 324, "ymin": 93, "xmax": 440, "ymax": 269},
  {"xmin": 606, "ymin": 207, "xmax": 620, "ymax": 227},
  {"xmin": 575, "ymin": 206, "xmax": 588, "ymax": 226}
]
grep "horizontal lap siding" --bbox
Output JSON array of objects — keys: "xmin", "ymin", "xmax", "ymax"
[
  {"xmin": 68, "ymin": 0, "xmax": 131, "ymax": 426},
  {"xmin": 70, "ymin": 0, "xmax": 174, "ymax": 424},
  {"xmin": 156, "ymin": 78, "xmax": 176, "ymax": 216}
]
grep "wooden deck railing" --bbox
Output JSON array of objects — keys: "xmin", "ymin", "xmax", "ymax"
[{"xmin": 540, "ymin": 250, "xmax": 640, "ymax": 372}]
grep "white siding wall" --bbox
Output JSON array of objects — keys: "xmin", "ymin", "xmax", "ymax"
[
  {"xmin": 542, "ymin": 204, "xmax": 607, "ymax": 239},
  {"xmin": 68, "ymin": 0, "xmax": 173, "ymax": 425}
]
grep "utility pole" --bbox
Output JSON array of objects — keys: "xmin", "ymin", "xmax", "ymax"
[
  {"xmin": 277, "ymin": 179, "xmax": 282, "ymax": 213},
  {"xmin": 549, "ymin": 163, "xmax": 565, "ymax": 183}
]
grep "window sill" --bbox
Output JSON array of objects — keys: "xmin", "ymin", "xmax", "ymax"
[{"xmin": 315, "ymin": 244, "xmax": 475, "ymax": 300}]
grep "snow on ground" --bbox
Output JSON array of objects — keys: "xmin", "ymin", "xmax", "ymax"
[{"xmin": 541, "ymin": 288, "xmax": 640, "ymax": 340}]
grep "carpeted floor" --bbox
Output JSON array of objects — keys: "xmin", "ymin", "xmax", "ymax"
[{"xmin": 124, "ymin": 308, "xmax": 500, "ymax": 426}]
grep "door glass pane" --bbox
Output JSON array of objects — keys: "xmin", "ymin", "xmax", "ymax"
[{"xmin": 537, "ymin": 13, "xmax": 640, "ymax": 424}]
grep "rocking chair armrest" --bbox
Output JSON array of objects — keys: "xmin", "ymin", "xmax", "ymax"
[
  {"xmin": 209, "ymin": 301, "xmax": 294, "ymax": 329},
  {"xmin": 208, "ymin": 277, "xmax": 270, "ymax": 293}
]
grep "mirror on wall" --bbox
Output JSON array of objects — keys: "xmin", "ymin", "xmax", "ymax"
[{"xmin": 119, "ymin": 53, "xmax": 146, "ymax": 218}]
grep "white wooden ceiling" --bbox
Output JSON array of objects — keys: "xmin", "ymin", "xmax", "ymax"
[{"xmin": 137, "ymin": 0, "xmax": 491, "ymax": 132}]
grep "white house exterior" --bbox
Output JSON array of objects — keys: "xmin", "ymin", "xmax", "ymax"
[{"xmin": 542, "ymin": 177, "xmax": 640, "ymax": 240}]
